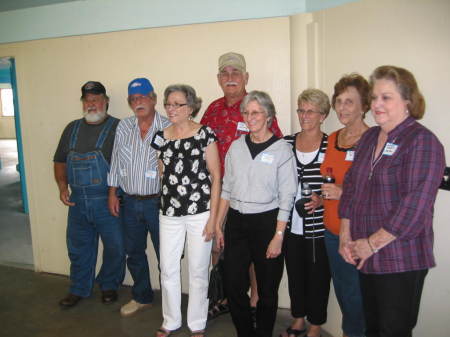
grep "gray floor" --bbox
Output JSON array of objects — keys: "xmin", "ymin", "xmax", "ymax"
[
  {"xmin": 0, "ymin": 264, "xmax": 335, "ymax": 337},
  {"xmin": 0, "ymin": 139, "xmax": 33, "ymax": 268}
]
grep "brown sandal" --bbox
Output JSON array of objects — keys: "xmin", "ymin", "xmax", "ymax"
[{"xmin": 156, "ymin": 327, "xmax": 179, "ymax": 337}]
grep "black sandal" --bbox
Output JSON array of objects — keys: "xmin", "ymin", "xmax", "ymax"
[
  {"xmin": 280, "ymin": 327, "xmax": 307, "ymax": 337},
  {"xmin": 207, "ymin": 302, "xmax": 230, "ymax": 320}
]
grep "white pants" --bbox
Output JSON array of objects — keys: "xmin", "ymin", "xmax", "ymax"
[{"xmin": 160, "ymin": 211, "xmax": 212, "ymax": 331}]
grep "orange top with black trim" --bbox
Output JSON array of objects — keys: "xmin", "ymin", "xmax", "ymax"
[{"xmin": 320, "ymin": 130, "xmax": 355, "ymax": 235}]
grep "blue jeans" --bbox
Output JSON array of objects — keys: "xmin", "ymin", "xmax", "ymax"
[
  {"xmin": 324, "ymin": 230, "xmax": 365, "ymax": 337},
  {"xmin": 67, "ymin": 195, "xmax": 125, "ymax": 297},
  {"xmin": 122, "ymin": 195, "xmax": 160, "ymax": 304}
]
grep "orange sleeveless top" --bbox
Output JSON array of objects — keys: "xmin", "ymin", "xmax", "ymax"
[{"xmin": 320, "ymin": 130, "xmax": 355, "ymax": 235}]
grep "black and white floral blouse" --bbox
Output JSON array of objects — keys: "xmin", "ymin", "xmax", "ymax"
[{"xmin": 151, "ymin": 125, "xmax": 217, "ymax": 216}]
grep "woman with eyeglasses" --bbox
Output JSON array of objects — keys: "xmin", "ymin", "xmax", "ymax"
[
  {"xmin": 320, "ymin": 73, "xmax": 370, "ymax": 337},
  {"xmin": 215, "ymin": 90, "xmax": 297, "ymax": 337},
  {"xmin": 151, "ymin": 84, "xmax": 221, "ymax": 337},
  {"xmin": 280, "ymin": 89, "xmax": 331, "ymax": 337}
]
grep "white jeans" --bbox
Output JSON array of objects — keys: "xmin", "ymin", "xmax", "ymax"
[{"xmin": 159, "ymin": 211, "xmax": 212, "ymax": 331}]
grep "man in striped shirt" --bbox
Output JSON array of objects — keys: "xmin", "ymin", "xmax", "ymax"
[{"xmin": 108, "ymin": 78, "xmax": 170, "ymax": 317}]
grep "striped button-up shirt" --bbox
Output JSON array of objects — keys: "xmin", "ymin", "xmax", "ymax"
[
  {"xmin": 339, "ymin": 117, "xmax": 445, "ymax": 274},
  {"xmin": 108, "ymin": 112, "xmax": 170, "ymax": 195}
]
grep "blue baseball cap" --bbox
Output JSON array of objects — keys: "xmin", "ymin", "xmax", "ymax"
[{"xmin": 128, "ymin": 78, "xmax": 154, "ymax": 96}]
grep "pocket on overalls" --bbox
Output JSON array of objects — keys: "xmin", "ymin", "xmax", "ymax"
[{"xmin": 71, "ymin": 155, "xmax": 102, "ymax": 186}]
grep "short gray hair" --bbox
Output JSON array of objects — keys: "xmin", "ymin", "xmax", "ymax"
[
  {"xmin": 164, "ymin": 84, "xmax": 202, "ymax": 118},
  {"xmin": 240, "ymin": 90, "xmax": 276, "ymax": 127},
  {"xmin": 298, "ymin": 89, "xmax": 330, "ymax": 118}
]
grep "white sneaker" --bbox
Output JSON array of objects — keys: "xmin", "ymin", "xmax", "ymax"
[{"xmin": 120, "ymin": 299, "xmax": 152, "ymax": 317}]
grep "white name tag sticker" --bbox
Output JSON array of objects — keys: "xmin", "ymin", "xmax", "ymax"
[
  {"xmin": 145, "ymin": 170, "xmax": 157, "ymax": 179},
  {"xmin": 382, "ymin": 143, "xmax": 398, "ymax": 156},
  {"xmin": 317, "ymin": 152, "xmax": 325, "ymax": 163},
  {"xmin": 154, "ymin": 135, "xmax": 164, "ymax": 147},
  {"xmin": 260, "ymin": 153, "xmax": 274, "ymax": 164},
  {"xmin": 237, "ymin": 122, "xmax": 249, "ymax": 132},
  {"xmin": 120, "ymin": 168, "xmax": 127, "ymax": 177},
  {"xmin": 345, "ymin": 150, "xmax": 355, "ymax": 161}
]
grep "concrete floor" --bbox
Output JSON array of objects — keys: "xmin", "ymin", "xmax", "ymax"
[
  {"xmin": 0, "ymin": 139, "xmax": 33, "ymax": 268},
  {"xmin": 0, "ymin": 265, "xmax": 334, "ymax": 337}
]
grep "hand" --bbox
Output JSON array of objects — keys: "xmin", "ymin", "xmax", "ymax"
[
  {"xmin": 203, "ymin": 220, "xmax": 215, "ymax": 242},
  {"xmin": 321, "ymin": 183, "xmax": 343, "ymax": 200},
  {"xmin": 305, "ymin": 192, "xmax": 322, "ymax": 214},
  {"xmin": 215, "ymin": 228, "xmax": 224, "ymax": 251},
  {"xmin": 108, "ymin": 194, "xmax": 120, "ymax": 217},
  {"xmin": 351, "ymin": 238, "xmax": 374, "ymax": 270},
  {"xmin": 266, "ymin": 235, "xmax": 283, "ymax": 259},
  {"xmin": 59, "ymin": 188, "xmax": 75, "ymax": 206},
  {"xmin": 339, "ymin": 240, "xmax": 357, "ymax": 265}
]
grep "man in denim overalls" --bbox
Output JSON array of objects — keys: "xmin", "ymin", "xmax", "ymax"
[{"xmin": 54, "ymin": 81, "xmax": 125, "ymax": 308}]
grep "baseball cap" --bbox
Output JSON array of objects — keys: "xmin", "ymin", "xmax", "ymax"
[
  {"xmin": 128, "ymin": 78, "xmax": 154, "ymax": 96},
  {"xmin": 218, "ymin": 52, "xmax": 246, "ymax": 73},
  {"xmin": 81, "ymin": 81, "xmax": 106, "ymax": 98}
]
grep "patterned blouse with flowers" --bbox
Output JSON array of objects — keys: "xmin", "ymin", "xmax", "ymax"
[{"xmin": 151, "ymin": 125, "xmax": 217, "ymax": 217}]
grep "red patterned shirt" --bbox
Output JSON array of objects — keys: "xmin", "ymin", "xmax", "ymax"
[{"xmin": 200, "ymin": 96, "xmax": 283, "ymax": 176}]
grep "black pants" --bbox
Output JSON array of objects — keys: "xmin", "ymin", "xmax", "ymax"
[
  {"xmin": 224, "ymin": 208, "xmax": 284, "ymax": 337},
  {"xmin": 284, "ymin": 232, "xmax": 331, "ymax": 325},
  {"xmin": 359, "ymin": 269, "xmax": 428, "ymax": 337}
]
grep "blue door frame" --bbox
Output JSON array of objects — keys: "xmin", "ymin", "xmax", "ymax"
[{"xmin": 9, "ymin": 57, "xmax": 29, "ymax": 214}]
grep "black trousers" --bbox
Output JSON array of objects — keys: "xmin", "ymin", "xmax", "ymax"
[
  {"xmin": 284, "ymin": 232, "xmax": 331, "ymax": 325},
  {"xmin": 359, "ymin": 269, "xmax": 428, "ymax": 337},
  {"xmin": 224, "ymin": 208, "xmax": 284, "ymax": 337}
]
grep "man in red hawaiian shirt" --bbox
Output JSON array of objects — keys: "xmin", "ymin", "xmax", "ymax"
[
  {"xmin": 201, "ymin": 52, "xmax": 283, "ymax": 176},
  {"xmin": 201, "ymin": 52, "xmax": 283, "ymax": 323}
]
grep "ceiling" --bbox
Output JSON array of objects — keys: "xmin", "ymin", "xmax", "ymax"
[{"xmin": 0, "ymin": 0, "xmax": 78, "ymax": 12}]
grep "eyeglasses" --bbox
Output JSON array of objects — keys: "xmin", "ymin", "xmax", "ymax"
[
  {"xmin": 242, "ymin": 110, "xmax": 265, "ymax": 118},
  {"xmin": 128, "ymin": 95, "xmax": 150, "ymax": 104},
  {"xmin": 296, "ymin": 109, "xmax": 320, "ymax": 116},
  {"xmin": 164, "ymin": 103, "xmax": 187, "ymax": 110}
]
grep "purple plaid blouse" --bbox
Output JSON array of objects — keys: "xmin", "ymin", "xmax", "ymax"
[{"xmin": 339, "ymin": 117, "xmax": 445, "ymax": 274}]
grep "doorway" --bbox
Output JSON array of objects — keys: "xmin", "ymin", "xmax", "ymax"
[{"xmin": 0, "ymin": 57, "xmax": 33, "ymax": 268}]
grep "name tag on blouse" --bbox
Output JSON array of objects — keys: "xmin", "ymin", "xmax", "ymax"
[
  {"xmin": 382, "ymin": 143, "xmax": 398, "ymax": 156},
  {"xmin": 260, "ymin": 153, "xmax": 274, "ymax": 164},
  {"xmin": 345, "ymin": 150, "xmax": 355, "ymax": 161},
  {"xmin": 154, "ymin": 135, "xmax": 164, "ymax": 147},
  {"xmin": 145, "ymin": 170, "xmax": 157, "ymax": 179},
  {"xmin": 237, "ymin": 122, "xmax": 249, "ymax": 132}
]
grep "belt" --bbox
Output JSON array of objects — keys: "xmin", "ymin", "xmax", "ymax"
[{"xmin": 125, "ymin": 193, "xmax": 160, "ymax": 200}]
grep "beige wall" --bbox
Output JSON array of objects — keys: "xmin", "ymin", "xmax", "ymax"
[
  {"xmin": 0, "ymin": 17, "xmax": 291, "ymax": 295},
  {"xmin": 291, "ymin": 0, "xmax": 450, "ymax": 335},
  {"xmin": 1, "ymin": 0, "xmax": 449, "ymax": 334}
]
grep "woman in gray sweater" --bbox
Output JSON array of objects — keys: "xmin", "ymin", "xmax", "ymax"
[{"xmin": 215, "ymin": 91, "xmax": 297, "ymax": 337}]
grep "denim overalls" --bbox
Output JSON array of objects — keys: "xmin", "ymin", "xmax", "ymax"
[{"xmin": 66, "ymin": 117, "xmax": 125, "ymax": 297}]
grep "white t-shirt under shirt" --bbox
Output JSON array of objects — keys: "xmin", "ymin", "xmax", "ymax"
[{"xmin": 291, "ymin": 149, "xmax": 319, "ymax": 235}]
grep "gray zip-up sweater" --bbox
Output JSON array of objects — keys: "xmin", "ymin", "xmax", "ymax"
[{"xmin": 221, "ymin": 135, "xmax": 298, "ymax": 222}]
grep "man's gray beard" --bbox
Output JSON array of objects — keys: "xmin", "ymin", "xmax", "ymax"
[{"xmin": 83, "ymin": 109, "xmax": 106, "ymax": 123}]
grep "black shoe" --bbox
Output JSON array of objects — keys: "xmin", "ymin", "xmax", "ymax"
[
  {"xmin": 102, "ymin": 290, "xmax": 118, "ymax": 304},
  {"xmin": 59, "ymin": 293, "xmax": 82, "ymax": 308}
]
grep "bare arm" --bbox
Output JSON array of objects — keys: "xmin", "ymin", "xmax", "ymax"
[
  {"xmin": 108, "ymin": 187, "xmax": 120, "ymax": 217},
  {"xmin": 339, "ymin": 218, "xmax": 355, "ymax": 265},
  {"xmin": 204, "ymin": 142, "xmax": 221, "ymax": 242},
  {"xmin": 266, "ymin": 220, "xmax": 287, "ymax": 259},
  {"xmin": 54, "ymin": 162, "xmax": 75, "ymax": 206},
  {"xmin": 215, "ymin": 198, "xmax": 230, "ymax": 251}
]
